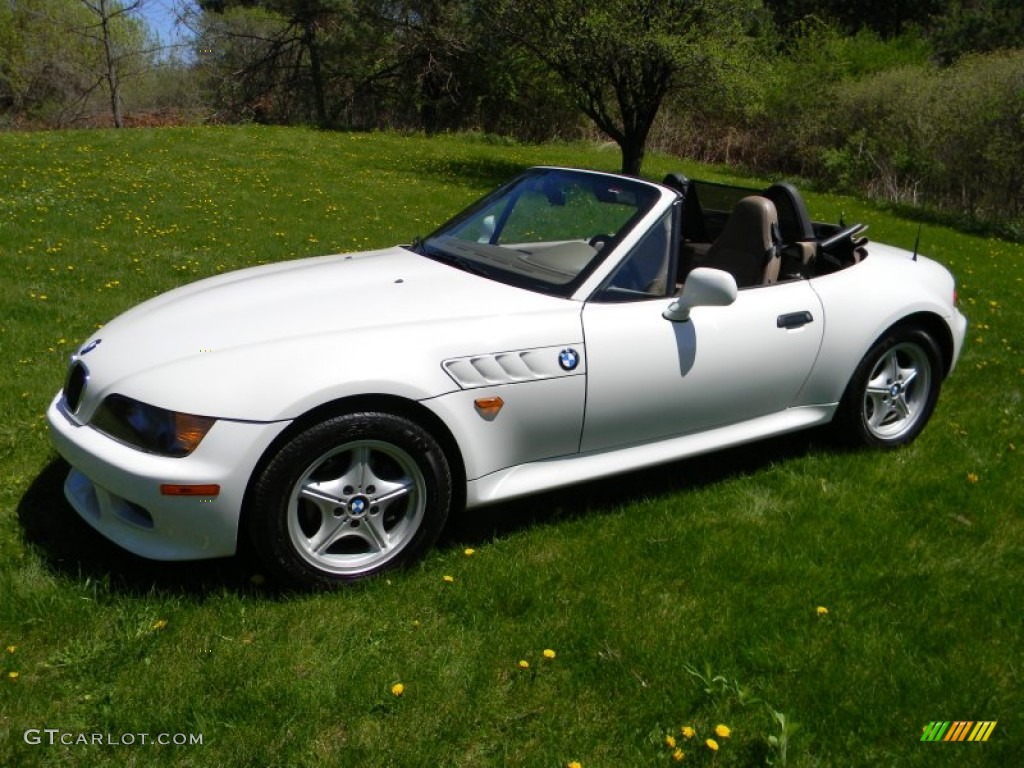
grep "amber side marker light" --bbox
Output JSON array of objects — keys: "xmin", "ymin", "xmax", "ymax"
[
  {"xmin": 160, "ymin": 484, "xmax": 221, "ymax": 496},
  {"xmin": 474, "ymin": 396, "xmax": 504, "ymax": 420}
]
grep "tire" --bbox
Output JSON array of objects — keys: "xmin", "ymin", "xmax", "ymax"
[
  {"xmin": 247, "ymin": 411, "xmax": 452, "ymax": 587},
  {"xmin": 833, "ymin": 326, "xmax": 943, "ymax": 449}
]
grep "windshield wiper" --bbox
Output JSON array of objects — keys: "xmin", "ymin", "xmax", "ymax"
[{"xmin": 420, "ymin": 241, "xmax": 491, "ymax": 278}]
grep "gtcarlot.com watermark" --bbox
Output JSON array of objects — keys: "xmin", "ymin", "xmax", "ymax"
[{"xmin": 24, "ymin": 729, "xmax": 203, "ymax": 747}]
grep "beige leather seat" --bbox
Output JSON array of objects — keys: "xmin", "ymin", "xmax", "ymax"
[{"xmin": 701, "ymin": 196, "xmax": 781, "ymax": 288}]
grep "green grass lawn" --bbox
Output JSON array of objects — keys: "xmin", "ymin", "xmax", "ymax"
[{"xmin": 0, "ymin": 126, "xmax": 1020, "ymax": 767}]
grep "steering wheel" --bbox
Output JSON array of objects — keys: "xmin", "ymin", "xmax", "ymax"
[
  {"xmin": 588, "ymin": 233, "xmax": 614, "ymax": 252},
  {"xmin": 818, "ymin": 223, "xmax": 868, "ymax": 251}
]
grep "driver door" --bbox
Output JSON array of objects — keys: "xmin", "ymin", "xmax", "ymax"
[{"xmin": 580, "ymin": 281, "xmax": 825, "ymax": 453}]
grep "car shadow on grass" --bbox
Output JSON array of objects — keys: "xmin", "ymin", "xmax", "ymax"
[
  {"xmin": 442, "ymin": 428, "xmax": 832, "ymax": 549},
  {"xmin": 19, "ymin": 429, "xmax": 831, "ymax": 596},
  {"xmin": 17, "ymin": 457, "xmax": 264, "ymax": 598}
]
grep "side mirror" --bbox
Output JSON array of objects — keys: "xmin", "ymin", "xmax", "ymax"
[{"xmin": 662, "ymin": 267, "xmax": 738, "ymax": 322}]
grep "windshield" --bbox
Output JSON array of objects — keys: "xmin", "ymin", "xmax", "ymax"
[{"xmin": 413, "ymin": 168, "xmax": 661, "ymax": 297}]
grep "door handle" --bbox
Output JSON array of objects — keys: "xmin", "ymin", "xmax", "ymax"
[{"xmin": 777, "ymin": 311, "xmax": 814, "ymax": 329}]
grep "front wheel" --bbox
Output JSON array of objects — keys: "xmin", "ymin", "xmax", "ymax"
[
  {"xmin": 247, "ymin": 411, "xmax": 452, "ymax": 587},
  {"xmin": 833, "ymin": 327, "xmax": 943, "ymax": 448}
]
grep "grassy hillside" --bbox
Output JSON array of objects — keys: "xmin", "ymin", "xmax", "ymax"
[{"xmin": 0, "ymin": 126, "xmax": 1020, "ymax": 767}]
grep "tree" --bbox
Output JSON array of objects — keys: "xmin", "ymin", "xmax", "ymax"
[
  {"xmin": 0, "ymin": 0, "xmax": 152, "ymax": 126},
  {"xmin": 193, "ymin": 0, "xmax": 565, "ymax": 135},
  {"xmin": 762, "ymin": 0, "xmax": 946, "ymax": 38},
  {"xmin": 197, "ymin": 0, "xmax": 358, "ymax": 127},
  {"xmin": 490, "ymin": 0, "xmax": 763, "ymax": 175},
  {"xmin": 927, "ymin": 0, "xmax": 1024, "ymax": 64},
  {"xmin": 77, "ymin": 0, "xmax": 151, "ymax": 127}
]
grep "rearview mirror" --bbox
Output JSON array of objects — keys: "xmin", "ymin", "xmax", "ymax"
[{"xmin": 662, "ymin": 268, "xmax": 738, "ymax": 322}]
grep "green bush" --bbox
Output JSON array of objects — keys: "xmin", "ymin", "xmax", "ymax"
[
  {"xmin": 816, "ymin": 50, "xmax": 1024, "ymax": 233},
  {"xmin": 818, "ymin": 64, "xmax": 938, "ymax": 204},
  {"xmin": 657, "ymin": 17, "xmax": 1022, "ymax": 237},
  {"xmin": 929, "ymin": 51, "xmax": 1024, "ymax": 222}
]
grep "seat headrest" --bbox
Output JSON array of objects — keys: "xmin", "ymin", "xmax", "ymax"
[{"xmin": 715, "ymin": 196, "xmax": 778, "ymax": 250}]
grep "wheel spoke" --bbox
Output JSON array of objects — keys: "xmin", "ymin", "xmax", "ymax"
[
  {"xmin": 338, "ymin": 445, "xmax": 372, "ymax": 491},
  {"xmin": 866, "ymin": 393, "xmax": 891, "ymax": 429},
  {"xmin": 900, "ymin": 365, "xmax": 919, "ymax": 390},
  {"xmin": 374, "ymin": 477, "xmax": 413, "ymax": 507},
  {"xmin": 866, "ymin": 364, "xmax": 892, "ymax": 393},
  {"xmin": 359, "ymin": 513, "xmax": 390, "ymax": 552},
  {"xmin": 893, "ymin": 394, "xmax": 912, "ymax": 420},
  {"xmin": 882, "ymin": 350, "xmax": 900, "ymax": 383},
  {"xmin": 309, "ymin": 517, "xmax": 351, "ymax": 555},
  {"xmin": 299, "ymin": 484, "xmax": 342, "ymax": 509}
]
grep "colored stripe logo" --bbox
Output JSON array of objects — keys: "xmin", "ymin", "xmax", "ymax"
[{"xmin": 921, "ymin": 721, "xmax": 997, "ymax": 742}]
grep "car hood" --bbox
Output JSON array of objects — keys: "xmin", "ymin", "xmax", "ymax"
[{"xmin": 70, "ymin": 247, "xmax": 582, "ymax": 421}]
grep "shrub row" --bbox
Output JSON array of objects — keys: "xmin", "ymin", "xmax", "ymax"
[{"xmin": 651, "ymin": 42, "xmax": 1024, "ymax": 238}]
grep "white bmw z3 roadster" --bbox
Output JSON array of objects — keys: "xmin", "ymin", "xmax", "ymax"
[{"xmin": 47, "ymin": 167, "xmax": 967, "ymax": 586}]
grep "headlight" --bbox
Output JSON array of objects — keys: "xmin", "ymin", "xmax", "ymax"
[{"xmin": 90, "ymin": 395, "xmax": 216, "ymax": 457}]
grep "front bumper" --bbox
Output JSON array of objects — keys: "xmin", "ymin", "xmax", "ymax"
[{"xmin": 46, "ymin": 393, "xmax": 291, "ymax": 561}]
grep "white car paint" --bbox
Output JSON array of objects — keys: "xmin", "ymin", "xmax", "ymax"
[
  {"xmin": 61, "ymin": 247, "xmax": 582, "ymax": 423},
  {"xmin": 798, "ymin": 243, "xmax": 966, "ymax": 404},
  {"xmin": 46, "ymin": 167, "xmax": 966, "ymax": 570},
  {"xmin": 580, "ymin": 279, "xmax": 825, "ymax": 452}
]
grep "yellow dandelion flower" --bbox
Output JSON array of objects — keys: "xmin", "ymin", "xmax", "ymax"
[
  {"xmin": 464, "ymin": 547, "xmax": 476, "ymax": 556},
  {"xmin": 5, "ymin": 645, "xmax": 15, "ymax": 654},
  {"xmin": 705, "ymin": 738, "xmax": 719, "ymax": 751},
  {"xmin": 680, "ymin": 726, "xmax": 696, "ymax": 739},
  {"xmin": 391, "ymin": 683, "xmax": 404, "ymax": 697},
  {"xmin": 543, "ymin": 649, "xmax": 556, "ymax": 659},
  {"xmin": 152, "ymin": 619, "xmax": 168, "ymax": 631},
  {"xmin": 672, "ymin": 748, "xmax": 685, "ymax": 762},
  {"xmin": 443, "ymin": 574, "xmax": 455, "ymax": 583},
  {"xmin": 967, "ymin": 472, "xmax": 979, "ymax": 484},
  {"xmin": 816, "ymin": 606, "xmax": 829, "ymax": 616},
  {"xmin": 665, "ymin": 734, "xmax": 677, "ymax": 749},
  {"xmin": 8, "ymin": 671, "xmax": 18, "ymax": 681},
  {"xmin": 518, "ymin": 660, "xmax": 530, "ymax": 669},
  {"xmin": 567, "ymin": 762, "xmax": 582, "ymax": 768},
  {"xmin": 715, "ymin": 724, "xmax": 731, "ymax": 739}
]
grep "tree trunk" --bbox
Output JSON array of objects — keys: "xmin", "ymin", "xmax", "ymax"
[
  {"xmin": 620, "ymin": 140, "xmax": 644, "ymax": 176},
  {"xmin": 304, "ymin": 20, "xmax": 329, "ymax": 128},
  {"xmin": 98, "ymin": 0, "xmax": 124, "ymax": 127}
]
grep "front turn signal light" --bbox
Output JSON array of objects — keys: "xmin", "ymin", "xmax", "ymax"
[{"xmin": 474, "ymin": 396, "xmax": 504, "ymax": 420}]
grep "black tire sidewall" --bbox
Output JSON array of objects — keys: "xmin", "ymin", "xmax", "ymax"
[
  {"xmin": 248, "ymin": 411, "xmax": 452, "ymax": 587},
  {"xmin": 835, "ymin": 327, "xmax": 943, "ymax": 449}
]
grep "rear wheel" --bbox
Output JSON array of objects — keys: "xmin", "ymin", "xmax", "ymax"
[
  {"xmin": 248, "ymin": 411, "xmax": 451, "ymax": 587},
  {"xmin": 834, "ymin": 327, "xmax": 942, "ymax": 448}
]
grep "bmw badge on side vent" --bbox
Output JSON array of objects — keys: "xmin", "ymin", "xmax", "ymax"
[{"xmin": 558, "ymin": 348, "xmax": 580, "ymax": 371}]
